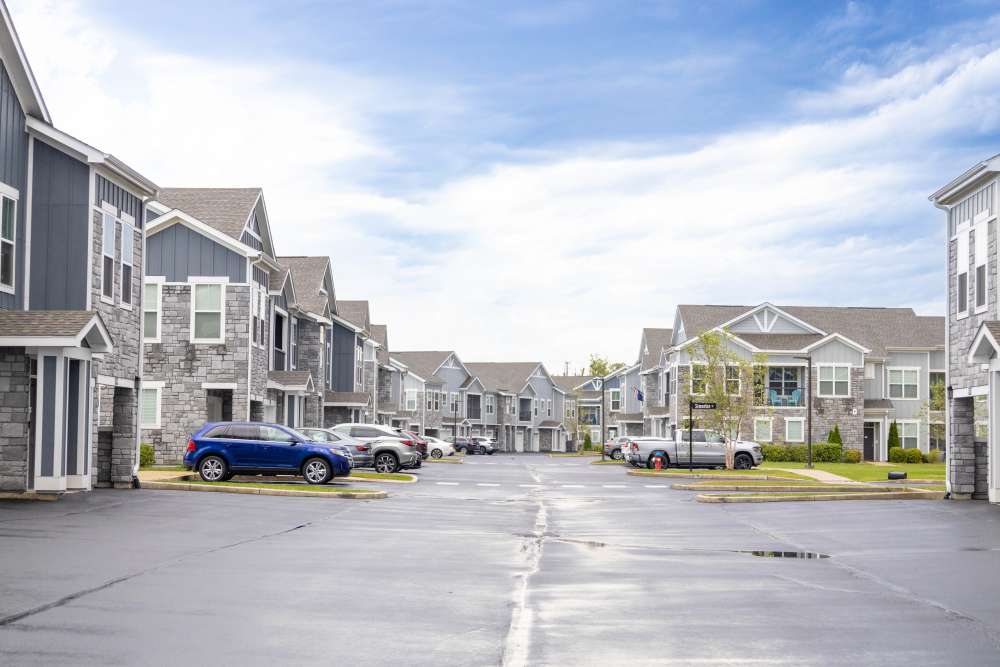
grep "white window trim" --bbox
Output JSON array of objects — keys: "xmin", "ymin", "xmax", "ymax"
[
  {"xmin": 140, "ymin": 386, "xmax": 162, "ymax": 429},
  {"xmin": 100, "ymin": 206, "xmax": 117, "ymax": 305},
  {"xmin": 609, "ymin": 388, "xmax": 622, "ymax": 411},
  {"xmin": 143, "ymin": 278, "xmax": 162, "ymax": 343},
  {"xmin": 974, "ymin": 222, "xmax": 988, "ymax": 314},
  {"xmin": 897, "ymin": 419, "xmax": 921, "ymax": 450},
  {"xmin": 725, "ymin": 365, "xmax": 741, "ymax": 396},
  {"xmin": 189, "ymin": 278, "xmax": 226, "ymax": 344},
  {"xmin": 754, "ymin": 416, "xmax": 773, "ymax": 443},
  {"xmin": 290, "ymin": 316, "xmax": 298, "ymax": 370},
  {"xmin": 816, "ymin": 364, "xmax": 851, "ymax": 398},
  {"xmin": 0, "ymin": 183, "xmax": 18, "ymax": 295},
  {"xmin": 784, "ymin": 417, "xmax": 805, "ymax": 443},
  {"xmin": 956, "ymin": 227, "xmax": 970, "ymax": 320},
  {"xmin": 887, "ymin": 366, "xmax": 921, "ymax": 401},
  {"xmin": 690, "ymin": 363, "xmax": 706, "ymax": 396},
  {"xmin": 119, "ymin": 214, "xmax": 135, "ymax": 311},
  {"xmin": 405, "ymin": 389, "xmax": 417, "ymax": 412}
]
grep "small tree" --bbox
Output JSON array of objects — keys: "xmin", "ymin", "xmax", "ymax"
[
  {"xmin": 888, "ymin": 420, "xmax": 900, "ymax": 449},
  {"xmin": 588, "ymin": 354, "xmax": 625, "ymax": 377},
  {"xmin": 689, "ymin": 330, "xmax": 768, "ymax": 468},
  {"xmin": 827, "ymin": 425, "xmax": 842, "ymax": 445},
  {"xmin": 583, "ymin": 432, "xmax": 593, "ymax": 451}
]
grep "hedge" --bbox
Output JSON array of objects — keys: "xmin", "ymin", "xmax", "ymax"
[
  {"xmin": 140, "ymin": 443, "xmax": 156, "ymax": 467},
  {"xmin": 761, "ymin": 442, "xmax": 842, "ymax": 463},
  {"xmin": 842, "ymin": 449, "xmax": 861, "ymax": 464}
]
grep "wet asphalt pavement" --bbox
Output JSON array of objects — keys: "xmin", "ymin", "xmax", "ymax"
[{"xmin": 2, "ymin": 455, "xmax": 1000, "ymax": 665}]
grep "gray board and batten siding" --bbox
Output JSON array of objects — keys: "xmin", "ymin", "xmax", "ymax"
[
  {"xmin": 0, "ymin": 59, "xmax": 27, "ymax": 310},
  {"xmin": 147, "ymin": 223, "xmax": 246, "ymax": 283},
  {"xmin": 331, "ymin": 322, "xmax": 356, "ymax": 392},
  {"xmin": 95, "ymin": 174, "xmax": 143, "ymax": 225}
]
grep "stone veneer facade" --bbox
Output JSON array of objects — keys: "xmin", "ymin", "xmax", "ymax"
[
  {"xmin": 142, "ymin": 283, "xmax": 251, "ymax": 463},
  {"xmin": 0, "ymin": 351, "xmax": 30, "ymax": 491},
  {"xmin": 296, "ymin": 318, "xmax": 325, "ymax": 428}
]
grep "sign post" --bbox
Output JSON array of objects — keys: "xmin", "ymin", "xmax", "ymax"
[{"xmin": 687, "ymin": 400, "xmax": 717, "ymax": 472}]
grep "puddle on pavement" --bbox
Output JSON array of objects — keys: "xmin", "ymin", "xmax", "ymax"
[{"xmin": 742, "ymin": 550, "xmax": 830, "ymax": 559}]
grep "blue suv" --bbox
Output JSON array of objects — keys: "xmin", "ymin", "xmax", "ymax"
[{"xmin": 184, "ymin": 422, "xmax": 352, "ymax": 485}]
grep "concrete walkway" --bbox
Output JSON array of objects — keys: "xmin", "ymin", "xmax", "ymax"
[
  {"xmin": 770, "ymin": 467, "xmax": 861, "ymax": 484},
  {"xmin": 138, "ymin": 469, "xmax": 187, "ymax": 482}
]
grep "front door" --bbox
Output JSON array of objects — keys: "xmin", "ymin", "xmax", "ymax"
[
  {"xmin": 207, "ymin": 395, "xmax": 224, "ymax": 422},
  {"xmin": 863, "ymin": 423, "xmax": 876, "ymax": 461},
  {"xmin": 515, "ymin": 429, "xmax": 524, "ymax": 452}
]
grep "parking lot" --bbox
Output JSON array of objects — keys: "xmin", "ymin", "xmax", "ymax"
[{"xmin": 3, "ymin": 455, "xmax": 1000, "ymax": 665}]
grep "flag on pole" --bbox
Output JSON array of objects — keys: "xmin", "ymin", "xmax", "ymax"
[{"xmin": 635, "ymin": 387, "xmax": 644, "ymax": 403}]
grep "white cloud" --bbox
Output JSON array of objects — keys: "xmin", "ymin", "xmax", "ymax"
[{"xmin": 8, "ymin": 1, "xmax": 987, "ymax": 371}]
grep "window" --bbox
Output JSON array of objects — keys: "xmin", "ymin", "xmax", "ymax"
[
  {"xmin": 975, "ymin": 223, "xmax": 987, "ymax": 311},
  {"xmin": 610, "ymin": 389, "xmax": 622, "ymax": 411},
  {"xmin": 546, "ymin": 399, "xmax": 552, "ymax": 417},
  {"xmin": 725, "ymin": 366, "xmax": 740, "ymax": 395},
  {"xmin": 120, "ymin": 219, "xmax": 134, "ymax": 307},
  {"xmin": 433, "ymin": 391, "xmax": 440, "ymax": 411},
  {"xmin": 533, "ymin": 398, "xmax": 539, "ymax": 416},
  {"xmin": 450, "ymin": 392, "xmax": 459, "ymax": 413},
  {"xmin": 899, "ymin": 422, "xmax": 919, "ymax": 449},
  {"xmin": 426, "ymin": 391, "xmax": 433, "ymax": 410},
  {"xmin": 486, "ymin": 395, "xmax": 495, "ymax": 415},
  {"xmin": 260, "ymin": 425, "xmax": 297, "ymax": 443},
  {"xmin": 102, "ymin": 213, "xmax": 116, "ymax": 301},
  {"xmin": 888, "ymin": 368, "xmax": 919, "ymax": 399},
  {"xmin": 0, "ymin": 192, "xmax": 15, "ymax": 291},
  {"xmin": 192, "ymin": 283, "xmax": 224, "ymax": 342},
  {"xmin": 510, "ymin": 398, "xmax": 516, "ymax": 415},
  {"xmin": 957, "ymin": 228, "xmax": 969, "ymax": 317},
  {"xmin": 405, "ymin": 390, "xmax": 417, "ymax": 411},
  {"xmin": 818, "ymin": 366, "xmax": 849, "ymax": 397},
  {"xmin": 273, "ymin": 312, "xmax": 285, "ymax": 353},
  {"xmin": 754, "ymin": 417, "xmax": 772, "ymax": 442},
  {"xmin": 143, "ymin": 282, "xmax": 160, "ymax": 341},
  {"xmin": 691, "ymin": 364, "xmax": 706, "ymax": 395},
  {"xmin": 864, "ymin": 363, "xmax": 875, "ymax": 380},
  {"xmin": 290, "ymin": 317, "xmax": 298, "ymax": 369},
  {"xmin": 785, "ymin": 418, "xmax": 804, "ymax": 443},
  {"xmin": 929, "ymin": 423, "xmax": 946, "ymax": 453},
  {"xmin": 140, "ymin": 387, "xmax": 160, "ymax": 428},
  {"xmin": 355, "ymin": 345, "xmax": 363, "ymax": 385}
]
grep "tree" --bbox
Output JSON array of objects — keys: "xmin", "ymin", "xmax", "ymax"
[
  {"xmin": 688, "ymin": 330, "xmax": 768, "ymax": 468},
  {"xmin": 588, "ymin": 354, "xmax": 625, "ymax": 377},
  {"xmin": 888, "ymin": 420, "xmax": 900, "ymax": 450},
  {"xmin": 827, "ymin": 425, "xmax": 842, "ymax": 445},
  {"xmin": 583, "ymin": 432, "xmax": 593, "ymax": 451}
]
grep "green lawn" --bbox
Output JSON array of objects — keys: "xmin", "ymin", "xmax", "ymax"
[
  {"xmin": 347, "ymin": 471, "xmax": 414, "ymax": 482},
  {"xmin": 630, "ymin": 468, "xmax": 812, "ymax": 480},
  {"xmin": 184, "ymin": 479, "xmax": 383, "ymax": 494},
  {"xmin": 760, "ymin": 462, "xmax": 946, "ymax": 482},
  {"xmin": 140, "ymin": 465, "xmax": 187, "ymax": 472}
]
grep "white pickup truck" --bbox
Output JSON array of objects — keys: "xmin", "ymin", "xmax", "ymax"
[{"xmin": 625, "ymin": 430, "xmax": 763, "ymax": 470}]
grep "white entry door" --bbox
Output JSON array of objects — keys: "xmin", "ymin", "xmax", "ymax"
[
  {"xmin": 532, "ymin": 430, "xmax": 540, "ymax": 452},
  {"xmin": 515, "ymin": 429, "xmax": 524, "ymax": 452}
]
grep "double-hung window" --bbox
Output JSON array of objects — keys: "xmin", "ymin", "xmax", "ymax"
[
  {"xmin": 143, "ymin": 281, "xmax": 161, "ymax": 341},
  {"xmin": 355, "ymin": 345, "xmax": 363, "ymax": 385},
  {"xmin": 957, "ymin": 224, "xmax": 970, "ymax": 318},
  {"xmin": 140, "ymin": 386, "xmax": 161, "ymax": 429},
  {"xmin": 547, "ymin": 399, "xmax": 552, "ymax": 417},
  {"xmin": 785, "ymin": 417, "xmax": 804, "ymax": 443},
  {"xmin": 450, "ymin": 392, "xmax": 459, "ymax": 414},
  {"xmin": 725, "ymin": 366, "xmax": 740, "ymax": 395},
  {"xmin": 426, "ymin": 391, "xmax": 433, "ymax": 410},
  {"xmin": 818, "ymin": 366, "xmax": 849, "ymax": 397},
  {"xmin": 486, "ymin": 395, "xmax": 494, "ymax": 415},
  {"xmin": 610, "ymin": 389, "xmax": 622, "ymax": 411},
  {"xmin": 691, "ymin": 364, "xmax": 706, "ymax": 395},
  {"xmin": 434, "ymin": 391, "xmax": 441, "ymax": 411},
  {"xmin": 888, "ymin": 368, "xmax": 919, "ymax": 399},
  {"xmin": 102, "ymin": 211, "xmax": 116, "ymax": 301},
  {"xmin": 0, "ymin": 188, "xmax": 15, "ymax": 292},
  {"xmin": 975, "ymin": 222, "xmax": 988, "ymax": 312},
  {"xmin": 191, "ymin": 283, "xmax": 224, "ymax": 343},
  {"xmin": 290, "ymin": 317, "xmax": 298, "ymax": 369},
  {"xmin": 405, "ymin": 390, "xmax": 417, "ymax": 411},
  {"xmin": 900, "ymin": 422, "xmax": 919, "ymax": 449},
  {"xmin": 533, "ymin": 399, "xmax": 539, "ymax": 416},
  {"xmin": 754, "ymin": 417, "xmax": 772, "ymax": 443},
  {"xmin": 120, "ymin": 216, "xmax": 134, "ymax": 307}
]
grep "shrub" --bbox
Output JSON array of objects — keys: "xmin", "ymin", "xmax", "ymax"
[
  {"xmin": 904, "ymin": 448, "xmax": 923, "ymax": 464},
  {"xmin": 888, "ymin": 446, "xmax": 907, "ymax": 463},
  {"xmin": 761, "ymin": 444, "xmax": 787, "ymax": 461},
  {"xmin": 812, "ymin": 442, "xmax": 843, "ymax": 463},
  {"xmin": 841, "ymin": 449, "xmax": 862, "ymax": 464},
  {"xmin": 762, "ymin": 442, "xmax": 841, "ymax": 462},
  {"xmin": 888, "ymin": 421, "xmax": 900, "ymax": 450},
  {"xmin": 827, "ymin": 425, "xmax": 842, "ymax": 445},
  {"xmin": 139, "ymin": 443, "xmax": 156, "ymax": 467},
  {"xmin": 924, "ymin": 450, "xmax": 942, "ymax": 464},
  {"xmin": 583, "ymin": 432, "xmax": 593, "ymax": 451}
]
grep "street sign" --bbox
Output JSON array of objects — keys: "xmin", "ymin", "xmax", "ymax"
[{"xmin": 690, "ymin": 402, "xmax": 717, "ymax": 410}]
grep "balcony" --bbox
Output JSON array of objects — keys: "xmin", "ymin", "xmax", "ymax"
[{"xmin": 760, "ymin": 388, "xmax": 805, "ymax": 408}]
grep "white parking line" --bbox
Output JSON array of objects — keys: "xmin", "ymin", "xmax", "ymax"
[
  {"xmin": 519, "ymin": 484, "xmax": 542, "ymax": 488},
  {"xmin": 603, "ymin": 484, "xmax": 626, "ymax": 488},
  {"xmin": 644, "ymin": 484, "xmax": 667, "ymax": 489},
  {"xmin": 560, "ymin": 484, "xmax": 584, "ymax": 488},
  {"xmin": 436, "ymin": 482, "xmax": 459, "ymax": 486},
  {"xmin": 477, "ymin": 483, "xmax": 501, "ymax": 487}
]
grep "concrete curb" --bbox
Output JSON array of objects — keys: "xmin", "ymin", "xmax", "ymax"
[
  {"xmin": 696, "ymin": 490, "xmax": 945, "ymax": 503},
  {"xmin": 590, "ymin": 460, "xmax": 626, "ymax": 466},
  {"xmin": 673, "ymin": 483, "xmax": 890, "ymax": 492},
  {"xmin": 344, "ymin": 474, "xmax": 417, "ymax": 484},
  {"xmin": 0, "ymin": 491, "xmax": 59, "ymax": 501},
  {"xmin": 627, "ymin": 470, "xmax": 803, "ymax": 481},
  {"xmin": 141, "ymin": 480, "xmax": 388, "ymax": 499},
  {"xmin": 549, "ymin": 453, "xmax": 601, "ymax": 458},
  {"xmin": 425, "ymin": 457, "xmax": 464, "ymax": 464}
]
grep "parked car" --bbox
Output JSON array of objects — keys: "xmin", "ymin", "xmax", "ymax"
[
  {"xmin": 330, "ymin": 423, "xmax": 422, "ymax": 472},
  {"xmin": 625, "ymin": 430, "xmax": 763, "ymax": 470},
  {"xmin": 183, "ymin": 422, "xmax": 352, "ymax": 484},
  {"xmin": 423, "ymin": 436, "xmax": 456, "ymax": 459},
  {"xmin": 450, "ymin": 436, "xmax": 493, "ymax": 455},
  {"xmin": 299, "ymin": 428, "xmax": 373, "ymax": 468},
  {"xmin": 471, "ymin": 436, "xmax": 496, "ymax": 455},
  {"xmin": 394, "ymin": 429, "xmax": 429, "ymax": 460},
  {"xmin": 604, "ymin": 436, "xmax": 632, "ymax": 460}
]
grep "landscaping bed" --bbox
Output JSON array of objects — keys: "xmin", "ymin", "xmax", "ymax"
[
  {"xmin": 142, "ymin": 474, "xmax": 387, "ymax": 499},
  {"xmin": 627, "ymin": 468, "xmax": 810, "ymax": 481},
  {"xmin": 760, "ymin": 462, "xmax": 945, "ymax": 482}
]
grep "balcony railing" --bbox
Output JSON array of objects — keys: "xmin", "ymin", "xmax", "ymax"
[
  {"xmin": 580, "ymin": 414, "xmax": 600, "ymax": 426},
  {"xmin": 759, "ymin": 388, "xmax": 805, "ymax": 407}
]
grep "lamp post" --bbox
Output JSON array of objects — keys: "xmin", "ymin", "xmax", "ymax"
[
  {"xmin": 794, "ymin": 354, "xmax": 814, "ymax": 469},
  {"xmin": 597, "ymin": 378, "xmax": 606, "ymax": 462}
]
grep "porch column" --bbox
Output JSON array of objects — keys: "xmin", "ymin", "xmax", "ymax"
[
  {"xmin": 33, "ymin": 354, "xmax": 66, "ymax": 492},
  {"xmin": 66, "ymin": 359, "xmax": 92, "ymax": 490}
]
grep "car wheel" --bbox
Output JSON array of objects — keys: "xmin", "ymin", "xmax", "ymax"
[
  {"xmin": 734, "ymin": 453, "xmax": 753, "ymax": 470},
  {"xmin": 611, "ymin": 449, "xmax": 623, "ymax": 460},
  {"xmin": 222, "ymin": 472, "xmax": 235, "ymax": 481},
  {"xmin": 431, "ymin": 448, "xmax": 443, "ymax": 459},
  {"xmin": 486, "ymin": 449, "xmax": 495, "ymax": 456},
  {"xmin": 198, "ymin": 455, "xmax": 228, "ymax": 482},
  {"xmin": 303, "ymin": 457, "xmax": 333, "ymax": 485},
  {"xmin": 374, "ymin": 452, "xmax": 400, "ymax": 474}
]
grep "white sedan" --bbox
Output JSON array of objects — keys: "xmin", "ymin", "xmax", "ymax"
[{"xmin": 423, "ymin": 436, "xmax": 456, "ymax": 459}]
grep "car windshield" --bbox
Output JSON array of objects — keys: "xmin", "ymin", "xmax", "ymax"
[{"xmin": 705, "ymin": 431, "xmax": 725, "ymax": 444}]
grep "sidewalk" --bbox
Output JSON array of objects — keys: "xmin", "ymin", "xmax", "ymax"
[
  {"xmin": 138, "ymin": 469, "xmax": 188, "ymax": 482},
  {"xmin": 770, "ymin": 467, "xmax": 861, "ymax": 484}
]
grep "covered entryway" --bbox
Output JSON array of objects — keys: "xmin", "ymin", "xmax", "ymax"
[
  {"xmin": 515, "ymin": 428, "xmax": 524, "ymax": 452},
  {"xmin": 863, "ymin": 422, "xmax": 878, "ymax": 462}
]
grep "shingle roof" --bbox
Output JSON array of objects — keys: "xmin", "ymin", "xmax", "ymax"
[
  {"xmin": 390, "ymin": 351, "xmax": 454, "ymax": 381},
  {"xmin": 864, "ymin": 399, "xmax": 894, "ymax": 410},
  {"xmin": 0, "ymin": 310, "xmax": 101, "ymax": 338},
  {"xmin": 324, "ymin": 391, "xmax": 370, "ymax": 406},
  {"xmin": 677, "ymin": 305, "xmax": 944, "ymax": 357},
  {"xmin": 616, "ymin": 413, "xmax": 644, "ymax": 422},
  {"xmin": 464, "ymin": 362, "xmax": 542, "ymax": 393},
  {"xmin": 986, "ymin": 321, "xmax": 1000, "ymax": 343},
  {"xmin": 734, "ymin": 333, "xmax": 824, "ymax": 350},
  {"xmin": 538, "ymin": 420, "xmax": 562, "ymax": 428},
  {"xmin": 279, "ymin": 256, "xmax": 331, "ymax": 317},
  {"xmin": 267, "ymin": 370, "xmax": 313, "ymax": 390},
  {"xmin": 641, "ymin": 328, "xmax": 673, "ymax": 371},
  {"xmin": 336, "ymin": 300, "xmax": 370, "ymax": 335},
  {"xmin": 552, "ymin": 375, "xmax": 595, "ymax": 393},
  {"xmin": 370, "ymin": 324, "xmax": 389, "ymax": 365},
  {"xmin": 269, "ymin": 268, "xmax": 290, "ymax": 293},
  {"xmin": 156, "ymin": 188, "xmax": 260, "ymax": 241}
]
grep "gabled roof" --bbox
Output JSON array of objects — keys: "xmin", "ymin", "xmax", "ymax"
[
  {"xmin": 464, "ymin": 362, "xmax": 545, "ymax": 393},
  {"xmin": 324, "ymin": 391, "xmax": 370, "ymax": 407},
  {"xmin": 1, "ymin": 1, "xmax": 50, "ymax": 123},
  {"xmin": 370, "ymin": 324, "xmax": 389, "ymax": 365},
  {"xmin": 390, "ymin": 351, "xmax": 455, "ymax": 381},
  {"xmin": 279, "ymin": 256, "xmax": 333, "ymax": 317},
  {"xmin": 0, "ymin": 310, "xmax": 112, "ymax": 352},
  {"xmin": 552, "ymin": 375, "xmax": 595, "ymax": 393},
  {"xmin": 676, "ymin": 304, "xmax": 943, "ymax": 358},
  {"xmin": 930, "ymin": 153, "xmax": 1000, "ymax": 204},
  {"xmin": 337, "ymin": 300, "xmax": 371, "ymax": 336},
  {"xmin": 156, "ymin": 188, "xmax": 262, "ymax": 242},
  {"xmin": 267, "ymin": 370, "xmax": 314, "ymax": 393},
  {"xmin": 640, "ymin": 328, "xmax": 673, "ymax": 372}
]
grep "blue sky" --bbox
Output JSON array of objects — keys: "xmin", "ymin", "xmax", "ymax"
[{"xmin": 12, "ymin": 1, "xmax": 1000, "ymax": 370}]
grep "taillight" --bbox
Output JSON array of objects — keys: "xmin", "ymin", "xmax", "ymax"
[
  {"xmin": 401, "ymin": 439, "xmax": 414, "ymax": 447},
  {"xmin": 357, "ymin": 445, "xmax": 370, "ymax": 452},
  {"xmin": 186, "ymin": 439, "xmax": 196, "ymax": 453},
  {"xmin": 631, "ymin": 443, "xmax": 638, "ymax": 452}
]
